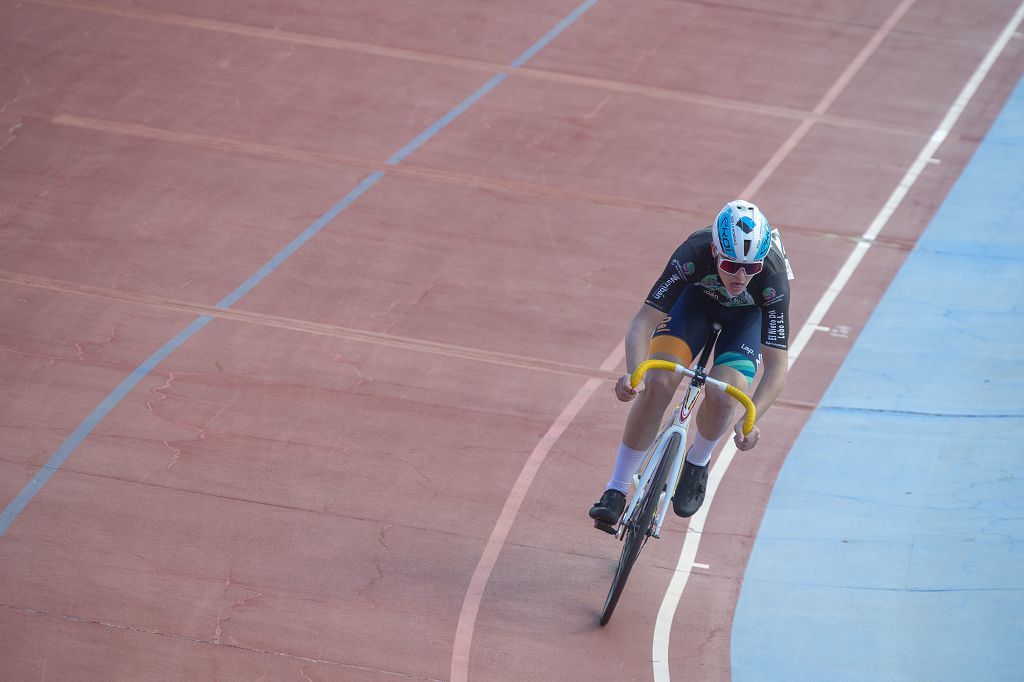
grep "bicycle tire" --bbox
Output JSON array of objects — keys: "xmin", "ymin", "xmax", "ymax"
[{"xmin": 599, "ymin": 431, "xmax": 681, "ymax": 626}]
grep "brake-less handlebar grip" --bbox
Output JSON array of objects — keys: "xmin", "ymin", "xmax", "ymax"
[
  {"xmin": 628, "ymin": 360, "xmax": 757, "ymax": 435},
  {"xmin": 629, "ymin": 359, "xmax": 682, "ymax": 389},
  {"xmin": 725, "ymin": 385, "xmax": 757, "ymax": 435}
]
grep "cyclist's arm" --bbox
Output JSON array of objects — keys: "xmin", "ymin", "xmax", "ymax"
[
  {"xmin": 621, "ymin": 239, "xmax": 697, "ymax": 400},
  {"xmin": 752, "ymin": 263, "xmax": 791, "ymax": 420},
  {"xmin": 751, "ymin": 345, "xmax": 788, "ymax": 421},
  {"xmin": 625, "ymin": 303, "xmax": 666, "ymax": 374},
  {"xmin": 733, "ymin": 345, "xmax": 787, "ymax": 450},
  {"xmin": 614, "ymin": 303, "xmax": 665, "ymax": 401}
]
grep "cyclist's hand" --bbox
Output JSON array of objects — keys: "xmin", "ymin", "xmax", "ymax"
[
  {"xmin": 615, "ymin": 374, "xmax": 642, "ymax": 402},
  {"xmin": 733, "ymin": 420, "xmax": 759, "ymax": 451}
]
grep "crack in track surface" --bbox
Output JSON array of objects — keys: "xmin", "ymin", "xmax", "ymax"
[{"xmin": 1, "ymin": 605, "xmax": 445, "ymax": 680}]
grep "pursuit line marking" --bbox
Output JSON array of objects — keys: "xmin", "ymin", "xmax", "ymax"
[
  {"xmin": 451, "ymin": 343, "xmax": 623, "ymax": 682},
  {"xmin": 653, "ymin": 2, "xmax": 1024, "ymax": 680}
]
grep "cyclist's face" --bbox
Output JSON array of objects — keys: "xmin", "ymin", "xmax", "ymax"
[{"xmin": 713, "ymin": 246, "xmax": 753, "ymax": 297}]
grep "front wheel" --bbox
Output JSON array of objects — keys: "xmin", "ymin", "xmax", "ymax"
[{"xmin": 599, "ymin": 432, "xmax": 680, "ymax": 626}]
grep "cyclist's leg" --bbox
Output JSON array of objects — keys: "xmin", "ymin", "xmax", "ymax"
[
  {"xmin": 693, "ymin": 308, "xmax": 761, "ymax": 450},
  {"xmin": 591, "ymin": 290, "xmax": 708, "ymax": 527},
  {"xmin": 674, "ymin": 303, "xmax": 760, "ymax": 517},
  {"xmin": 622, "ymin": 288, "xmax": 710, "ymax": 452}
]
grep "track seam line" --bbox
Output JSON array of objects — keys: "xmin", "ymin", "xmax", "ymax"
[
  {"xmin": 652, "ymin": 2, "xmax": 1024, "ymax": 679},
  {"xmin": 27, "ymin": 0, "xmax": 924, "ymax": 138},
  {"xmin": 0, "ymin": 459, "xmax": 506, "ymax": 545},
  {"xmin": 0, "ymin": 269, "xmax": 621, "ymax": 381},
  {"xmin": 0, "ymin": 268, "xmax": 829, "ymax": 418},
  {"xmin": 51, "ymin": 113, "xmax": 708, "ymax": 219},
  {"xmin": 49, "ymin": 113, "xmax": 923, "ymax": 249}
]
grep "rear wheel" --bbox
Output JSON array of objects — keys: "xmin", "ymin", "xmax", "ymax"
[{"xmin": 599, "ymin": 432, "xmax": 680, "ymax": 626}]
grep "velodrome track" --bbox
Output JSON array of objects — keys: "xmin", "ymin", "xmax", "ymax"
[{"xmin": 1, "ymin": 1, "xmax": 1022, "ymax": 679}]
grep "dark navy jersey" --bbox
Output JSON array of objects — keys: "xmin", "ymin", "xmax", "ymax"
[{"xmin": 645, "ymin": 226, "xmax": 793, "ymax": 350}]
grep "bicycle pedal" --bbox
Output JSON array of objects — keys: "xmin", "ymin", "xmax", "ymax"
[{"xmin": 594, "ymin": 519, "xmax": 617, "ymax": 535}]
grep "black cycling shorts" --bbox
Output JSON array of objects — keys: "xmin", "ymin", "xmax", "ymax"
[{"xmin": 649, "ymin": 287, "xmax": 761, "ymax": 383}]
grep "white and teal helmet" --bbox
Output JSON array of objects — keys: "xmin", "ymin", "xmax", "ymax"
[{"xmin": 713, "ymin": 200, "xmax": 772, "ymax": 263}]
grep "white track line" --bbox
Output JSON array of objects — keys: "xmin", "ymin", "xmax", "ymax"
[{"xmin": 651, "ymin": 3, "xmax": 1024, "ymax": 680}]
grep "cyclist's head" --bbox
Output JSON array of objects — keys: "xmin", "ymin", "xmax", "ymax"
[{"xmin": 712, "ymin": 200, "xmax": 772, "ymax": 265}]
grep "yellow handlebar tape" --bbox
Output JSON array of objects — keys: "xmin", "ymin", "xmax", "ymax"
[
  {"xmin": 725, "ymin": 384, "xmax": 757, "ymax": 435},
  {"xmin": 629, "ymin": 359, "xmax": 680, "ymax": 389},
  {"xmin": 629, "ymin": 360, "xmax": 756, "ymax": 435}
]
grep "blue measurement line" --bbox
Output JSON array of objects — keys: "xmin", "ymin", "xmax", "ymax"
[
  {"xmin": 0, "ymin": 316, "xmax": 214, "ymax": 533},
  {"xmin": 0, "ymin": 0, "xmax": 599, "ymax": 537},
  {"xmin": 510, "ymin": 0, "xmax": 598, "ymax": 68}
]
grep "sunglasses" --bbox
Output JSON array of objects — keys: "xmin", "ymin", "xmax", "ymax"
[{"xmin": 717, "ymin": 256, "xmax": 763, "ymax": 276}]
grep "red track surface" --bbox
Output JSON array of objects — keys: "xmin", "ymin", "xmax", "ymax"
[{"xmin": 2, "ymin": 0, "xmax": 1022, "ymax": 679}]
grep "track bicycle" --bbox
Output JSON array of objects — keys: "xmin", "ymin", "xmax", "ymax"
[{"xmin": 598, "ymin": 323, "xmax": 756, "ymax": 626}]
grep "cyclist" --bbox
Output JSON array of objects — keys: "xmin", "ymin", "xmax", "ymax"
[{"xmin": 589, "ymin": 199, "xmax": 793, "ymax": 532}]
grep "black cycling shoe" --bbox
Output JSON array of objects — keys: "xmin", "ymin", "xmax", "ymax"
[
  {"xmin": 673, "ymin": 460, "xmax": 708, "ymax": 518},
  {"xmin": 589, "ymin": 489, "xmax": 626, "ymax": 534}
]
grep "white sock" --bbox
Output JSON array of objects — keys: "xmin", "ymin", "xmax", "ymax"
[
  {"xmin": 606, "ymin": 442, "xmax": 647, "ymax": 494},
  {"xmin": 685, "ymin": 429, "xmax": 719, "ymax": 467}
]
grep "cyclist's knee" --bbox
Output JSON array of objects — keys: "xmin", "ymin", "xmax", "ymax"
[
  {"xmin": 704, "ymin": 365, "xmax": 747, "ymax": 412},
  {"xmin": 640, "ymin": 350, "xmax": 686, "ymax": 401},
  {"xmin": 702, "ymin": 388, "xmax": 737, "ymax": 419},
  {"xmin": 640, "ymin": 371, "xmax": 679, "ymax": 405}
]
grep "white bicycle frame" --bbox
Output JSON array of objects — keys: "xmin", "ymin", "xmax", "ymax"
[{"xmin": 617, "ymin": 365, "xmax": 747, "ymax": 540}]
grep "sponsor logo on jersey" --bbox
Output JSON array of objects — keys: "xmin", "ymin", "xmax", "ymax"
[
  {"xmin": 762, "ymin": 286, "xmax": 785, "ymax": 304},
  {"xmin": 767, "ymin": 310, "xmax": 787, "ymax": 346},
  {"xmin": 671, "ymin": 258, "xmax": 695, "ymax": 281},
  {"xmin": 652, "ymin": 273, "xmax": 680, "ymax": 300}
]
